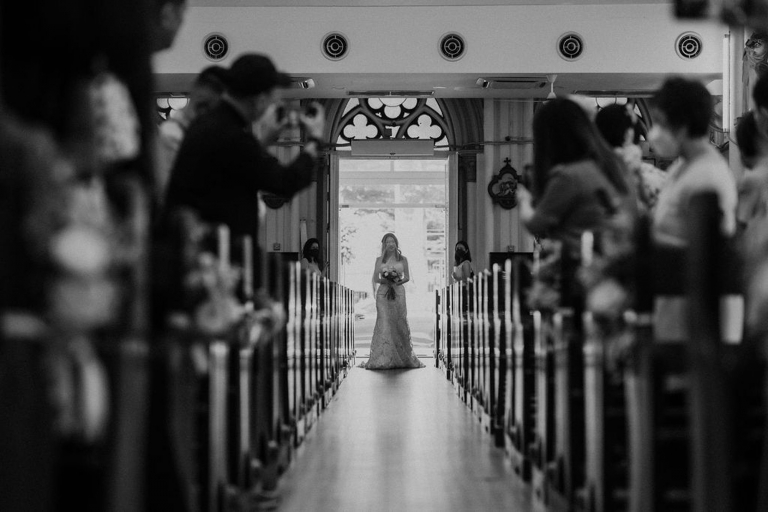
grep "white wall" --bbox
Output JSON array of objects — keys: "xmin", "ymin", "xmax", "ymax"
[
  {"xmin": 155, "ymin": 4, "xmax": 724, "ymax": 76},
  {"xmin": 155, "ymin": 2, "xmax": 729, "ymax": 268},
  {"xmin": 474, "ymin": 99, "xmax": 535, "ymax": 273}
]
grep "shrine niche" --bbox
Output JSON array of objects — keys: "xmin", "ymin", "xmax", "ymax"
[{"xmin": 487, "ymin": 158, "xmax": 520, "ymax": 209}]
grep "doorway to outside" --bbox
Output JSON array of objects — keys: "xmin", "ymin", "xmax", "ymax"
[{"xmin": 337, "ymin": 157, "xmax": 448, "ymax": 357}]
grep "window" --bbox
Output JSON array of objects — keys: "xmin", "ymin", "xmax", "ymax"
[{"xmin": 333, "ymin": 97, "xmax": 450, "ymax": 149}]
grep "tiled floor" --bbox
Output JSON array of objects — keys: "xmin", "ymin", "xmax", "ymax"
[{"xmin": 276, "ymin": 360, "xmax": 542, "ymax": 512}]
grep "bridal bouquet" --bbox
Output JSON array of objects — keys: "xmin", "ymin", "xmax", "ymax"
[{"xmin": 381, "ymin": 267, "xmax": 402, "ymax": 300}]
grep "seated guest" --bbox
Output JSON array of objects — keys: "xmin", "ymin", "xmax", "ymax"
[
  {"xmin": 648, "ymin": 76, "xmax": 740, "ymax": 342},
  {"xmin": 517, "ymin": 97, "xmax": 634, "ymax": 258},
  {"xmin": 735, "ymin": 112, "xmax": 768, "ymax": 342},
  {"xmin": 735, "ymin": 110, "xmax": 768, "ymax": 240},
  {"xmin": 648, "ymin": 76, "xmax": 737, "ymax": 248},
  {"xmin": 595, "ymin": 103, "xmax": 667, "ymax": 212}
]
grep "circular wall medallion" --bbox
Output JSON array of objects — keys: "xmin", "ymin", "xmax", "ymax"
[
  {"xmin": 203, "ymin": 33, "xmax": 229, "ymax": 61},
  {"xmin": 676, "ymin": 32, "xmax": 703, "ymax": 59},
  {"xmin": 557, "ymin": 32, "xmax": 584, "ymax": 61},
  {"xmin": 322, "ymin": 32, "xmax": 350, "ymax": 60},
  {"xmin": 439, "ymin": 32, "xmax": 466, "ymax": 61}
]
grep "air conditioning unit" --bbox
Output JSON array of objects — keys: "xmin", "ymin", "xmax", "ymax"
[
  {"xmin": 476, "ymin": 77, "xmax": 548, "ymax": 89},
  {"xmin": 347, "ymin": 90, "xmax": 434, "ymax": 98}
]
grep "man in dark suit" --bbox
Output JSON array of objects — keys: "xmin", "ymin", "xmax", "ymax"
[{"xmin": 164, "ymin": 52, "xmax": 325, "ymax": 242}]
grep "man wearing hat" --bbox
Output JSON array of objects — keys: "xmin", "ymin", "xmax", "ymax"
[{"xmin": 164, "ymin": 52, "xmax": 325, "ymax": 243}]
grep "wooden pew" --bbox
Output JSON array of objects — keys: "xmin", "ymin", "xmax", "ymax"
[
  {"xmin": 580, "ymin": 230, "xmax": 629, "ymax": 512},
  {"xmin": 622, "ymin": 194, "xmax": 764, "ymax": 512},
  {"xmin": 502, "ymin": 259, "xmax": 516, "ymax": 456},
  {"xmin": 473, "ymin": 271, "xmax": 488, "ymax": 423},
  {"xmin": 685, "ymin": 193, "xmax": 764, "ymax": 512},
  {"xmin": 488, "ymin": 265, "xmax": 503, "ymax": 445},
  {"xmin": 506, "ymin": 256, "xmax": 536, "ymax": 482},
  {"xmin": 339, "ymin": 283, "xmax": 355, "ymax": 378},
  {"xmin": 547, "ymin": 306, "xmax": 585, "ymax": 512},
  {"xmin": 623, "ymin": 239, "xmax": 690, "ymax": 512},
  {"xmin": 435, "ymin": 289, "xmax": 442, "ymax": 370},
  {"xmin": 435, "ymin": 283, "xmax": 455, "ymax": 381},
  {"xmin": 534, "ymin": 249, "xmax": 585, "ymax": 512},
  {"xmin": 286, "ymin": 261, "xmax": 302, "ymax": 447},
  {"xmin": 449, "ymin": 282, "xmax": 458, "ymax": 386},
  {"xmin": 457, "ymin": 281, "xmax": 464, "ymax": 393},
  {"xmin": 581, "ymin": 314, "xmax": 629, "ymax": 512},
  {"xmin": 157, "ymin": 223, "xmax": 357, "ymax": 511},
  {"xmin": 530, "ymin": 308, "xmax": 556, "ymax": 507},
  {"xmin": 474, "ymin": 272, "xmax": 485, "ymax": 420},
  {"xmin": 466, "ymin": 278, "xmax": 476, "ymax": 409}
]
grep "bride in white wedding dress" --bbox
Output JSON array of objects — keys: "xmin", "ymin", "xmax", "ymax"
[{"xmin": 360, "ymin": 233, "xmax": 425, "ymax": 370}]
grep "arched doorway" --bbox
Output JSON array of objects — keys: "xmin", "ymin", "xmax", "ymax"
[{"xmin": 321, "ymin": 97, "xmax": 481, "ymax": 356}]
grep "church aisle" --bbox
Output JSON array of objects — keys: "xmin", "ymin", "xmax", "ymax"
[{"xmin": 276, "ymin": 359, "xmax": 542, "ymax": 512}]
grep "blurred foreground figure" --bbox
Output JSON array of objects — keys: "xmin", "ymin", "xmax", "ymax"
[{"xmin": 164, "ymin": 53, "xmax": 325, "ymax": 243}]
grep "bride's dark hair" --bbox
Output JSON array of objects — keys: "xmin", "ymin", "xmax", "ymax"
[{"xmin": 380, "ymin": 233, "xmax": 402, "ymax": 263}]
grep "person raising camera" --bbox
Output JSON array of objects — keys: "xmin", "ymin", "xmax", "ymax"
[{"xmin": 164, "ymin": 53, "xmax": 325, "ymax": 244}]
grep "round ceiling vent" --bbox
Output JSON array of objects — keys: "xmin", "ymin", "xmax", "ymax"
[
  {"xmin": 322, "ymin": 32, "xmax": 349, "ymax": 61},
  {"xmin": 203, "ymin": 33, "xmax": 229, "ymax": 61},
  {"xmin": 557, "ymin": 32, "xmax": 584, "ymax": 61},
  {"xmin": 439, "ymin": 32, "xmax": 466, "ymax": 61},
  {"xmin": 676, "ymin": 32, "xmax": 703, "ymax": 59}
]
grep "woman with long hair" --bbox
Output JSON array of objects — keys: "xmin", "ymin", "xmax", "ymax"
[
  {"xmin": 518, "ymin": 97, "xmax": 634, "ymax": 256},
  {"xmin": 360, "ymin": 233, "xmax": 424, "ymax": 369},
  {"xmin": 300, "ymin": 237, "xmax": 326, "ymax": 276},
  {"xmin": 452, "ymin": 240, "xmax": 474, "ymax": 282}
]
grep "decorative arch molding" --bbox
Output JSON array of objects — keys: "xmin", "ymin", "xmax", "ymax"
[
  {"xmin": 440, "ymin": 98, "xmax": 483, "ymax": 150},
  {"xmin": 327, "ymin": 97, "xmax": 483, "ymax": 150},
  {"xmin": 322, "ymin": 99, "xmax": 348, "ymax": 145}
]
